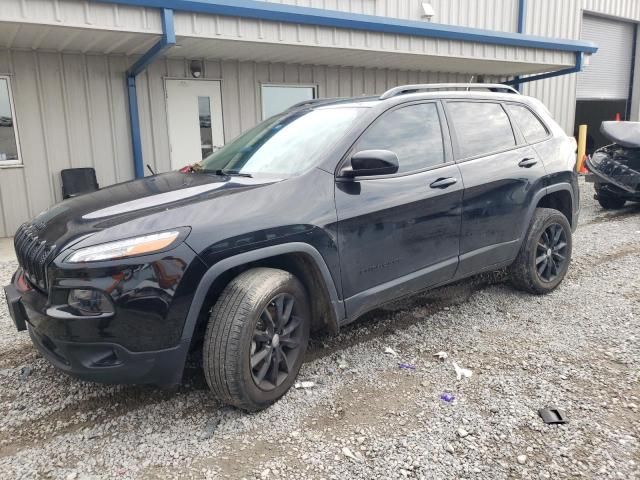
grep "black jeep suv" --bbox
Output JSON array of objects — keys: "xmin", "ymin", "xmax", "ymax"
[{"xmin": 5, "ymin": 84, "xmax": 579, "ymax": 411}]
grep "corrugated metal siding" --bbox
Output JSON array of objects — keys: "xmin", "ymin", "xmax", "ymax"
[
  {"xmin": 0, "ymin": 45, "xmax": 494, "ymax": 234},
  {"xmin": 0, "ymin": 48, "xmax": 133, "ymax": 237},
  {"xmin": 0, "ymin": 0, "xmax": 161, "ymax": 33},
  {"xmin": 524, "ymin": 0, "xmax": 640, "ymax": 132},
  {"xmin": 172, "ymin": 11, "xmax": 564, "ymax": 72},
  {"xmin": 259, "ymin": 0, "xmax": 517, "ymax": 31}
]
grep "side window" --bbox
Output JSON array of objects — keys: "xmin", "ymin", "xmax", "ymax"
[
  {"xmin": 355, "ymin": 103, "xmax": 445, "ymax": 174},
  {"xmin": 447, "ymin": 102, "xmax": 516, "ymax": 159},
  {"xmin": 506, "ymin": 104, "xmax": 549, "ymax": 143}
]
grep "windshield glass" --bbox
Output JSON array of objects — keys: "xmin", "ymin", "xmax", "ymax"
[{"xmin": 198, "ymin": 107, "xmax": 364, "ymax": 177}]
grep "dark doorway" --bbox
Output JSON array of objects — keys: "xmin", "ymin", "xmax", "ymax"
[{"xmin": 574, "ymin": 99, "xmax": 629, "ymax": 154}]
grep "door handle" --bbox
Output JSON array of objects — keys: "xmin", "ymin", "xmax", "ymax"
[
  {"xmin": 429, "ymin": 177, "xmax": 458, "ymax": 189},
  {"xmin": 518, "ymin": 158, "xmax": 538, "ymax": 168}
]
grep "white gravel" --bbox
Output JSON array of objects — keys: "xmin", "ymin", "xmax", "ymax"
[{"xmin": 0, "ymin": 180, "xmax": 639, "ymax": 480}]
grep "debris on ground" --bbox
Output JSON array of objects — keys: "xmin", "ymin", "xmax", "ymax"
[
  {"xmin": 19, "ymin": 365, "xmax": 32, "ymax": 380},
  {"xmin": 517, "ymin": 454, "xmax": 528, "ymax": 465},
  {"xmin": 433, "ymin": 351, "xmax": 448, "ymax": 362},
  {"xmin": 342, "ymin": 447, "xmax": 363, "ymax": 463},
  {"xmin": 200, "ymin": 418, "xmax": 221, "ymax": 441},
  {"xmin": 457, "ymin": 428, "xmax": 469, "ymax": 438},
  {"xmin": 538, "ymin": 407, "xmax": 569, "ymax": 425},
  {"xmin": 384, "ymin": 347, "xmax": 399, "ymax": 357},
  {"xmin": 398, "ymin": 363, "xmax": 416, "ymax": 370},
  {"xmin": 452, "ymin": 361, "xmax": 473, "ymax": 380},
  {"xmin": 294, "ymin": 381, "xmax": 316, "ymax": 389},
  {"xmin": 439, "ymin": 392, "xmax": 455, "ymax": 403},
  {"xmin": 337, "ymin": 356, "xmax": 349, "ymax": 370}
]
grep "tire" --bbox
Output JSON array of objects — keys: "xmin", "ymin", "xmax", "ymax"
[
  {"xmin": 203, "ymin": 268, "xmax": 310, "ymax": 411},
  {"xmin": 509, "ymin": 208, "xmax": 572, "ymax": 295},
  {"xmin": 597, "ymin": 194, "xmax": 626, "ymax": 210}
]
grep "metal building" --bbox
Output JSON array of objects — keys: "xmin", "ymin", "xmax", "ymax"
[{"xmin": 0, "ymin": 0, "xmax": 636, "ymax": 237}]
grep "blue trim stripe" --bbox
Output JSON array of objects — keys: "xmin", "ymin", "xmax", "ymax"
[
  {"xmin": 517, "ymin": 0, "xmax": 527, "ymax": 34},
  {"xmin": 127, "ymin": 8, "xmax": 176, "ymax": 178},
  {"xmin": 97, "ymin": 0, "xmax": 597, "ymax": 54}
]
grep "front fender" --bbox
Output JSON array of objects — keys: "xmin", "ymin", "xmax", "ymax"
[{"xmin": 179, "ymin": 242, "xmax": 345, "ymax": 347}]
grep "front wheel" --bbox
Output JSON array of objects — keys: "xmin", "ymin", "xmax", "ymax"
[
  {"xmin": 203, "ymin": 268, "xmax": 310, "ymax": 411},
  {"xmin": 509, "ymin": 208, "xmax": 573, "ymax": 294}
]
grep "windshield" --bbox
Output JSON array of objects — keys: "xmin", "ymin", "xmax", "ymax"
[{"xmin": 198, "ymin": 107, "xmax": 364, "ymax": 177}]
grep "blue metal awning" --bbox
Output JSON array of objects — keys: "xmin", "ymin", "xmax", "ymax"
[{"xmin": 97, "ymin": 0, "xmax": 597, "ymax": 55}]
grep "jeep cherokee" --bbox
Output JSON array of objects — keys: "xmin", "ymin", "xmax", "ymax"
[{"xmin": 4, "ymin": 84, "xmax": 579, "ymax": 411}]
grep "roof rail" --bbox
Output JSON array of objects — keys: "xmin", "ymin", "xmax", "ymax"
[
  {"xmin": 287, "ymin": 98, "xmax": 347, "ymax": 110},
  {"xmin": 379, "ymin": 83, "xmax": 520, "ymax": 100}
]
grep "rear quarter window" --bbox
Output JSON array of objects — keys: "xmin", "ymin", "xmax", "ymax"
[
  {"xmin": 447, "ymin": 102, "xmax": 516, "ymax": 159},
  {"xmin": 506, "ymin": 104, "xmax": 550, "ymax": 144}
]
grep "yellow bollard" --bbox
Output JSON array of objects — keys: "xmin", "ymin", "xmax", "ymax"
[{"xmin": 576, "ymin": 124, "xmax": 587, "ymax": 172}]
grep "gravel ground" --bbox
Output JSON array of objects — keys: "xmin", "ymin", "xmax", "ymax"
[{"xmin": 0, "ymin": 180, "xmax": 639, "ymax": 480}]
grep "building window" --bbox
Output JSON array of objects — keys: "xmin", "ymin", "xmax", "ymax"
[
  {"xmin": 261, "ymin": 84, "xmax": 317, "ymax": 119},
  {"xmin": 0, "ymin": 76, "xmax": 20, "ymax": 164}
]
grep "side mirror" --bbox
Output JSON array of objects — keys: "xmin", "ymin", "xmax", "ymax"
[{"xmin": 341, "ymin": 150, "xmax": 399, "ymax": 178}]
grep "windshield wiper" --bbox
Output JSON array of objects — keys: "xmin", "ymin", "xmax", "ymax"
[{"xmin": 216, "ymin": 169, "xmax": 253, "ymax": 178}]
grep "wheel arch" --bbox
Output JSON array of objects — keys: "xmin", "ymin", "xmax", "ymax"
[
  {"xmin": 521, "ymin": 183, "xmax": 575, "ymax": 242},
  {"xmin": 536, "ymin": 186, "xmax": 574, "ymax": 228},
  {"xmin": 180, "ymin": 243, "xmax": 345, "ymax": 351}
]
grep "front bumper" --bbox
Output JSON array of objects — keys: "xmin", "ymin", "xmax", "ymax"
[
  {"xmin": 4, "ymin": 269, "xmax": 190, "ymax": 386},
  {"xmin": 27, "ymin": 324, "xmax": 188, "ymax": 385}
]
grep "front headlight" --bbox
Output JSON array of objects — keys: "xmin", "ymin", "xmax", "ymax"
[{"xmin": 66, "ymin": 230, "xmax": 184, "ymax": 263}]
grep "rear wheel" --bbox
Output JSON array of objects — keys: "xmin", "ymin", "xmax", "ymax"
[
  {"xmin": 509, "ymin": 208, "xmax": 572, "ymax": 294},
  {"xmin": 595, "ymin": 183, "xmax": 627, "ymax": 210},
  {"xmin": 203, "ymin": 268, "xmax": 310, "ymax": 411},
  {"xmin": 597, "ymin": 194, "xmax": 626, "ymax": 210}
]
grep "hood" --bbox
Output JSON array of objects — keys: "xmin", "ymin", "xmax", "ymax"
[{"xmin": 26, "ymin": 172, "xmax": 280, "ymax": 249}]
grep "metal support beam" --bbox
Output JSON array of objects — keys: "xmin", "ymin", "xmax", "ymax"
[
  {"xmin": 505, "ymin": 52, "xmax": 584, "ymax": 86},
  {"xmin": 513, "ymin": 0, "xmax": 527, "ymax": 91},
  {"xmin": 126, "ymin": 8, "xmax": 176, "ymax": 178}
]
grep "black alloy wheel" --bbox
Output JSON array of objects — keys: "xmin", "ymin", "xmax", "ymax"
[
  {"xmin": 250, "ymin": 293, "xmax": 305, "ymax": 391},
  {"xmin": 535, "ymin": 223, "xmax": 568, "ymax": 283},
  {"xmin": 509, "ymin": 208, "xmax": 573, "ymax": 295},
  {"xmin": 203, "ymin": 267, "xmax": 310, "ymax": 411}
]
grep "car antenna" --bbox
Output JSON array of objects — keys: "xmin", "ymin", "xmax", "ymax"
[{"xmin": 146, "ymin": 164, "xmax": 156, "ymax": 176}]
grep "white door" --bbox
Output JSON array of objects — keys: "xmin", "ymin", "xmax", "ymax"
[{"xmin": 165, "ymin": 79, "xmax": 224, "ymax": 170}]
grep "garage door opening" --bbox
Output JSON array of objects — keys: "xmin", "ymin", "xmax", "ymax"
[
  {"xmin": 575, "ymin": 15, "xmax": 636, "ymax": 154},
  {"xmin": 575, "ymin": 100, "xmax": 629, "ymax": 153}
]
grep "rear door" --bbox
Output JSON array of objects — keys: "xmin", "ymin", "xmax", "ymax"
[
  {"xmin": 335, "ymin": 102, "xmax": 463, "ymax": 318},
  {"xmin": 446, "ymin": 100, "xmax": 546, "ymax": 276}
]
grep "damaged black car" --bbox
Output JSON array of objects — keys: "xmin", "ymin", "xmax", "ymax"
[{"xmin": 587, "ymin": 121, "xmax": 640, "ymax": 209}]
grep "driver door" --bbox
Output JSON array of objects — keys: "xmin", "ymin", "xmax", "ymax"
[{"xmin": 335, "ymin": 102, "xmax": 463, "ymax": 319}]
